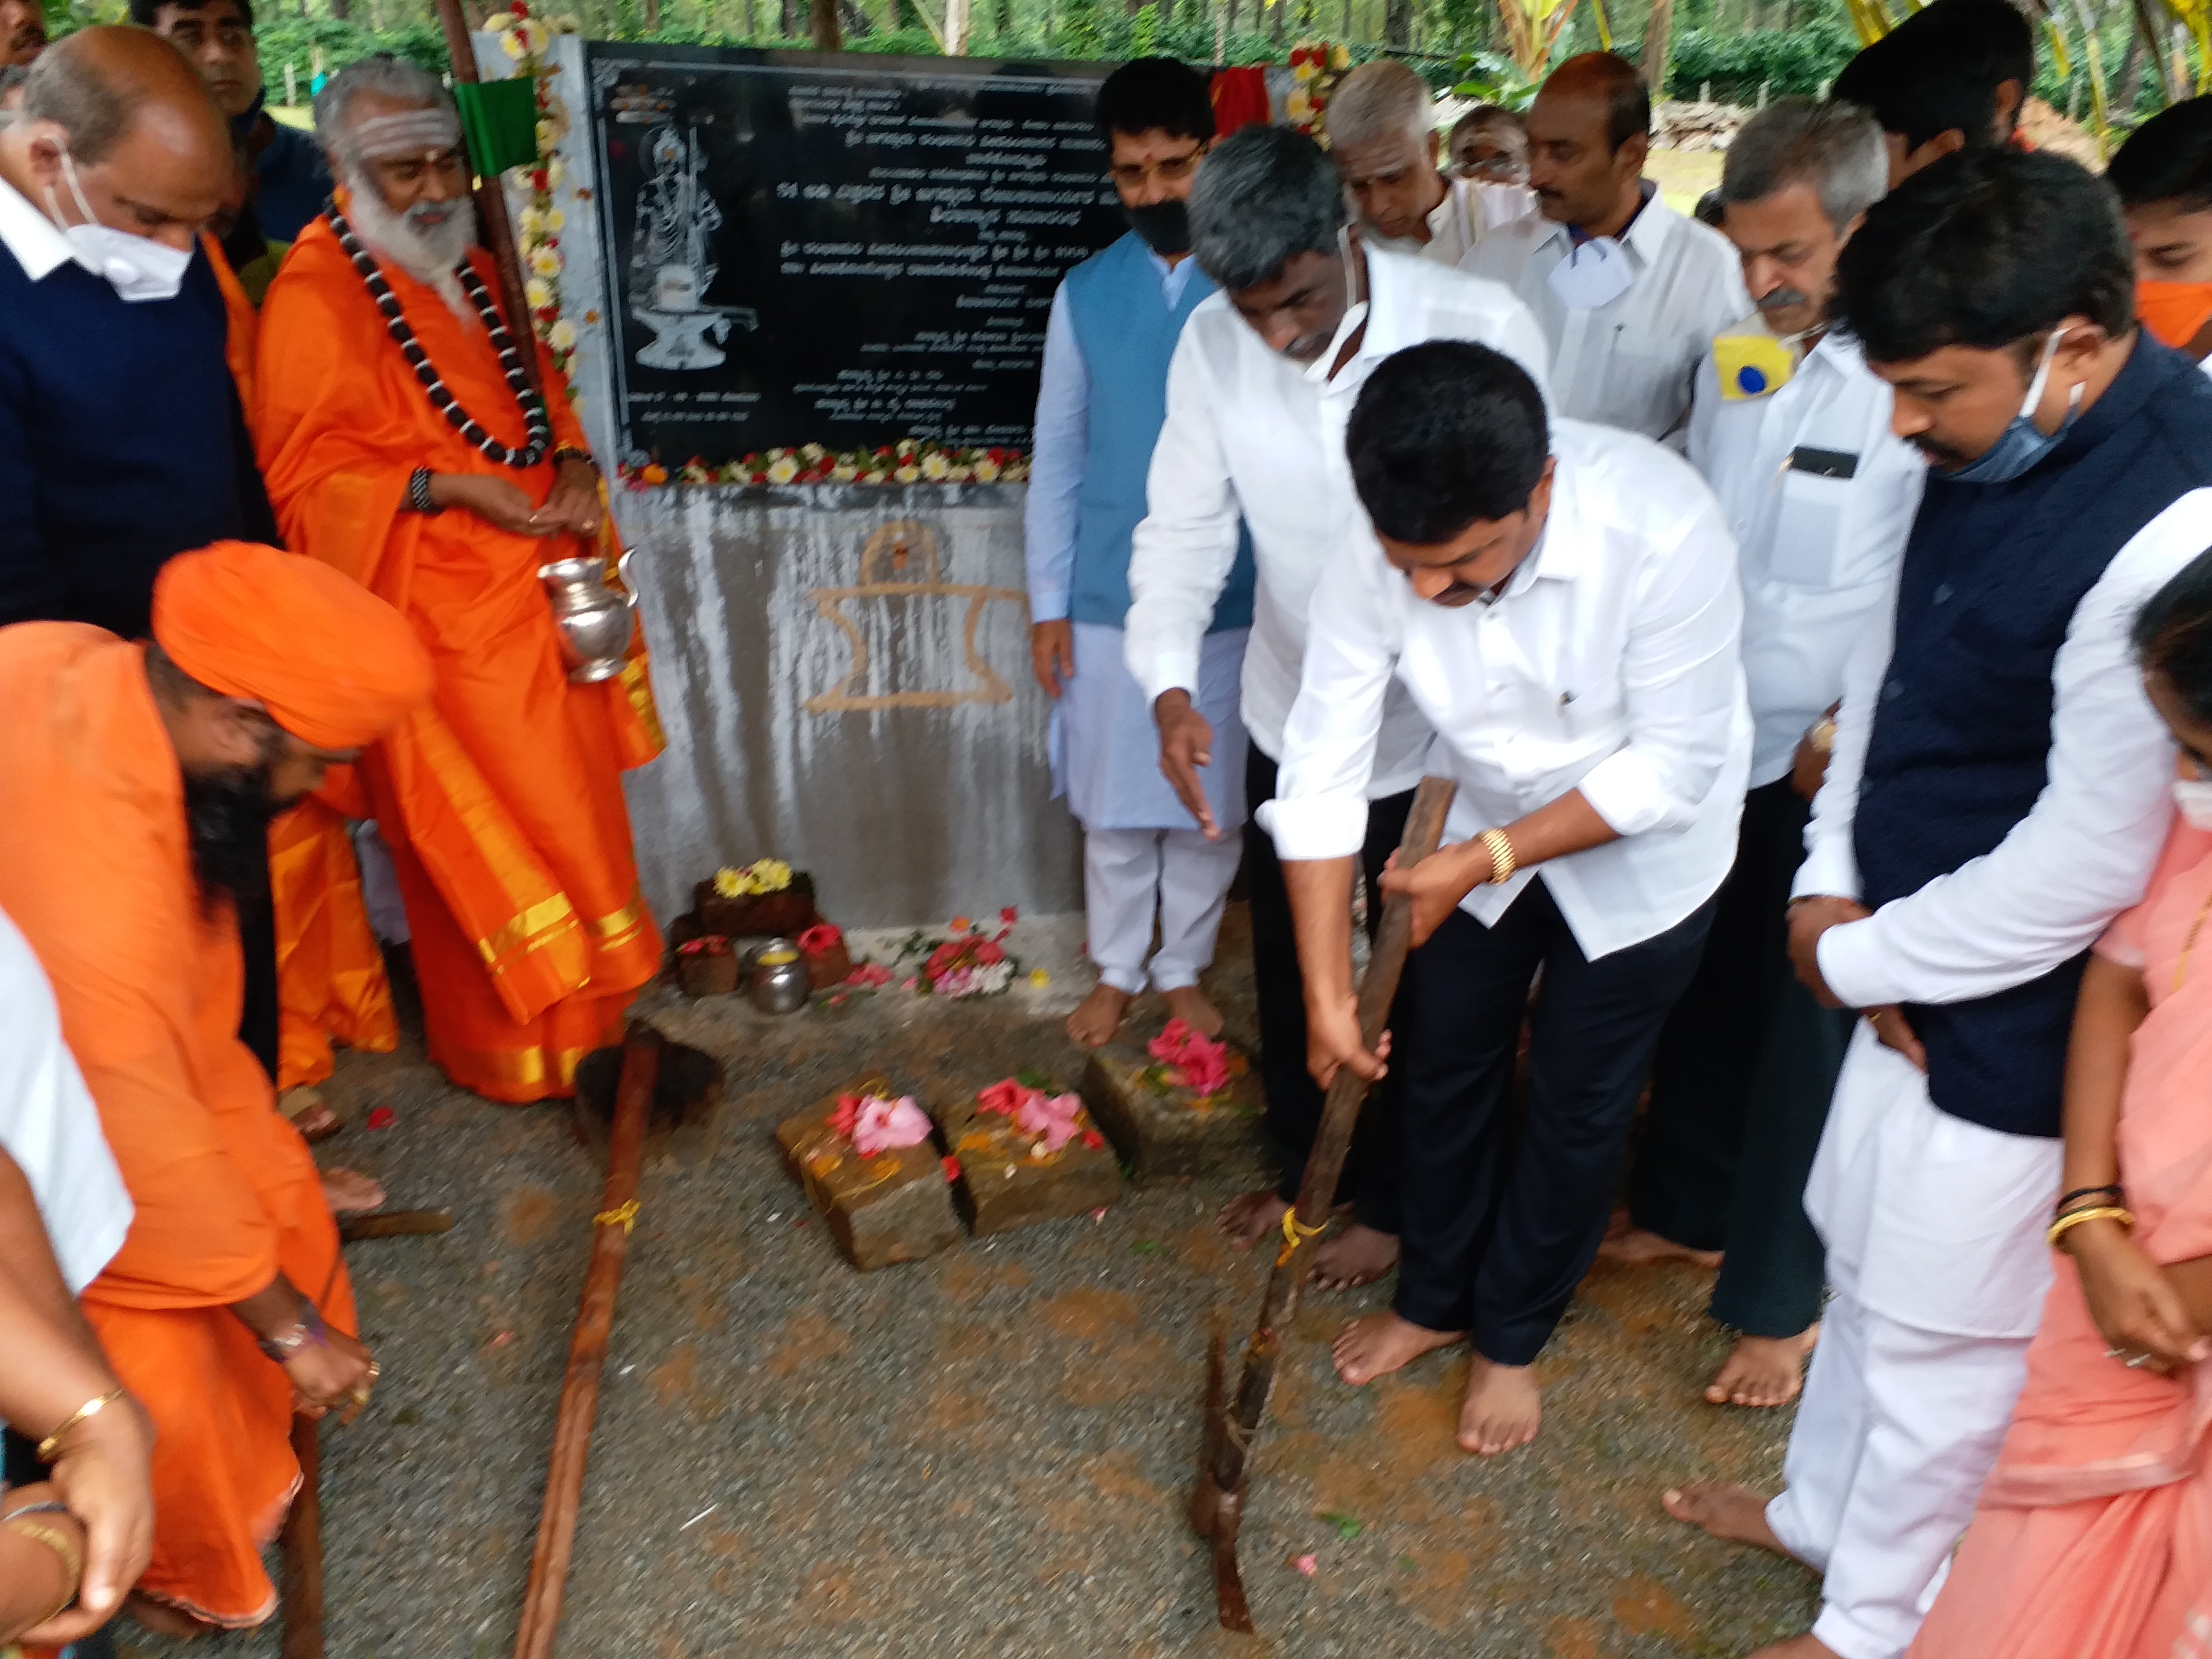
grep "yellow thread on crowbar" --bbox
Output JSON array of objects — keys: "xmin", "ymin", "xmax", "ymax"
[{"xmin": 593, "ymin": 1200, "xmax": 640, "ymax": 1234}]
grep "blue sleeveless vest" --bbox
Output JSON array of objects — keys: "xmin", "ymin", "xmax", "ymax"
[
  {"xmin": 1855, "ymin": 339, "xmax": 2212, "ymax": 1138},
  {"xmin": 1062, "ymin": 232, "xmax": 1255, "ymax": 632}
]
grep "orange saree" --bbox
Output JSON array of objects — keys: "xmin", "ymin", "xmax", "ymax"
[
  {"xmin": 0, "ymin": 628, "xmax": 355, "ymax": 1628},
  {"xmin": 253, "ymin": 212, "xmax": 663, "ymax": 1102},
  {"xmin": 1910, "ymin": 822, "xmax": 2212, "ymax": 1659}
]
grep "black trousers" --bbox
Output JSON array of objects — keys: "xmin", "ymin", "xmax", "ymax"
[
  {"xmin": 1396, "ymin": 879, "xmax": 1718, "ymax": 1364},
  {"xmin": 1242, "ymin": 744, "xmax": 1413, "ymax": 1233},
  {"xmin": 1630, "ymin": 777, "xmax": 1853, "ymax": 1338}
]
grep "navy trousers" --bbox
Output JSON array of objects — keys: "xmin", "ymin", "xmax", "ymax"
[{"xmin": 1395, "ymin": 879, "xmax": 1718, "ymax": 1364}]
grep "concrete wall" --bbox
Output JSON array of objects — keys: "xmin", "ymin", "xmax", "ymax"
[{"xmin": 613, "ymin": 482, "xmax": 1082, "ymax": 929}]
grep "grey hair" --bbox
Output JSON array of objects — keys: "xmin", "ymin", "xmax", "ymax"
[
  {"xmin": 1190, "ymin": 124, "xmax": 1349, "ymax": 292},
  {"xmin": 1719, "ymin": 97, "xmax": 1888, "ymax": 234},
  {"xmin": 20, "ymin": 38, "xmax": 138, "ymax": 164},
  {"xmin": 313, "ymin": 55, "xmax": 456, "ymax": 170},
  {"xmin": 1327, "ymin": 59, "xmax": 1436, "ymax": 154}
]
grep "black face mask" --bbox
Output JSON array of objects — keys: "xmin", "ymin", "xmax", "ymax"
[
  {"xmin": 183, "ymin": 761, "xmax": 284, "ymax": 918},
  {"xmin": 1124, "ymin": 199, "xmax": 1192, "ymax": 257}
]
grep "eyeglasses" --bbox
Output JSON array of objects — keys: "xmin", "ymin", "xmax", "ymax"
[{"xmin": 1108, "ymin": 146, "xmax": 1204, "ymax": 189}]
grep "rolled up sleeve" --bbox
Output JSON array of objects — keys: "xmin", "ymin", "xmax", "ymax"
[
  {"xmin": 1575, "ymin": 495, "xmax": 1745, "ymax": 836},
  {"xmin": 1257, "ymin": 534, "xmax": 1402, "ymax": 861},
  {"xmin": 1125, "ymin": 327, "xmax": 1244, "ymax": 706}
]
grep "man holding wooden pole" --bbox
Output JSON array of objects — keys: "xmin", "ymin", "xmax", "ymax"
[{"xmin": 1258, "ymin": 340, "xmax": 1749, "ymax": 1456}]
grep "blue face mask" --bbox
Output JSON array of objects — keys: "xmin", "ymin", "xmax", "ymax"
[{"xmin": 1946, "ymin": 329, "xmax": 2084, "ymax": 485}]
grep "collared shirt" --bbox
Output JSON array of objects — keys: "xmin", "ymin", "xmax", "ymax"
[
  {"xmin": 1259, "ymin": 419, "xmax": 1751, "ymax": 960},
  {"xmin": 1024, "ymin": 246, "xmax": 1198, "ymax": 623},
  {"xmin": 1687, "ymin": 331, "xmax": 1924, "ymax": 785},
  {"xmin": 1124, "ymin": 247, "xmax": 1550, "ymax": 795},
  {"xmin": 1464, "ymin": 184, "xmax": 1750, "ymax": 442},
  {"xmin": 1799, "ymin": 487, "xmax": 2212, "ymax": 1012},
  {"xmin": 0, "ymin": 906, "xmax": 130, "ymax": 1295},
  {"xmin": 1366, "ymin": 176, "xmax": 1539, "ymax": 269},
  {"xmin": 0, "ymin": 170, "xmax": 80, "ymax": 281}
]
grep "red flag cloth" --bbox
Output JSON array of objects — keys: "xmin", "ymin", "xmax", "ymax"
[{"xmin": 1210, "ymin": 67, "xmax": 1272, "ymax": 136}]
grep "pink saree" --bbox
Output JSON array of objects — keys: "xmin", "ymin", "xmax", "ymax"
[{"xmin": 1911, "ymin": 822, "xmax": 2212, "ymax": 1659}]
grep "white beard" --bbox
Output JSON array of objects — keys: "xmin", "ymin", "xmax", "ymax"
[{"xmin": 343, "ymin": 168, "xmax": 481, "ymax": 325}]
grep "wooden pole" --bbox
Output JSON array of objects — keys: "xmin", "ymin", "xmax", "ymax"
[
  {"xmin": 279, "ymin": 1417, "xmax": 324, "ymax": 1659},
  {"xmin": 430, "ymin": 0, "xmax": 546, "ymax": 404},
  {"xmin": 1190, "ymin": 775, "xmax": 1455, "ymax": 1632},
  {"xmin": 510, "ymin": 1026, "xmax": 661, "ymax": 1659}
]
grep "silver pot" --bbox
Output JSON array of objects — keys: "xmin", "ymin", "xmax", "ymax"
[
  {"xmin": 536, "ymin": 548, "xmax": 638, "ymax": 684},
  {"xmin": 746, "ymin": 938, "xmax": 811, "ymax": 1015}
]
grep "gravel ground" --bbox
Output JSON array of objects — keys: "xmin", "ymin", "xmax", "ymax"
[{"xmin": 119, "ymin": 906, "xmax": 1819, "ymax": 1659}]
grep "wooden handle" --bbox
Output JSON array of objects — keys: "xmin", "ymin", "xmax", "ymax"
[
  {"xmin": 339, "ymin": 1208, "xmax": 456, "ymax": 1243},
  {"xmin": 280, "ymin": 1416, "xmax": 324, "ymax": 1659},
  {"xmin": 511, "ymin": 1026, "xmax": 660, "ymax": 1659},
  {"xmin": 1351, "ymin": 775, "xmax": 1458, "ymax": 1057}
]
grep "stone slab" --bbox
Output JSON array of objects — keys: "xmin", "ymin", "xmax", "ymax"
[
  {"xmin": 774, "ymin": 1077, "xmax": 962, "ymax": 1270},
  {"xmin": 934, "ymin": 1076, "xmax": 1122, "ymax": 1237},
  {"xmin": 1080, "ymin": 1036, "xmax": 1263, "ymax": 1182}
]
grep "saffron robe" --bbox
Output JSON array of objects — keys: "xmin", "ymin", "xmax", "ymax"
[
  {"xmin": 0, "ymin": 627, "xmax": 354, "ymax": 1628},
  {"xmin": 254, "ymin": 213, "xmax": 663, "ymax": 1102}
]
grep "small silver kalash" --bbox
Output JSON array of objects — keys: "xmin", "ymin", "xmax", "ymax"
[{"xmin": 535, "ymin": 547, "xmax": 639, "ymax": 683}]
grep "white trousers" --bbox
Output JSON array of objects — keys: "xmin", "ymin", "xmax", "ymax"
[
  {"xmin": 1767, "ymin": 1023, "xmax": 2061, "ymax": 1659},
  {"xmin": 1083, "ymin": 826, "xmax": 1242, "ymax": 995}
]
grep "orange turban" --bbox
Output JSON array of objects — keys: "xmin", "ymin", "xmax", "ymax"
[{"xmin": 152, "ymin": 542, "xmax": 434, "ymax": 750}]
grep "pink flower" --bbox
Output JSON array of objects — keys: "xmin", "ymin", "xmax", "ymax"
[
  {"xmin": 852, "ymin": 1094, "xmax": 932, "ymax": 1157},
  {"xmin": 1013, "ymin": 1090, "xmax": 1084, "ymax": 1154},
  {"xmin": 1292, "ymin": 1553, "xmax": 1318, "ymax": 1577},
  {"xmin": 1147, "ymin": 1019, "xmax": 1232, "ymax": 1096},
  {"xmin": 976, "ymin": 1078, "xmax": 1030, "ymax": 1119},
  {"xmin": 845, "ymin": 962, "xmax": 891, "ymax": 989}
]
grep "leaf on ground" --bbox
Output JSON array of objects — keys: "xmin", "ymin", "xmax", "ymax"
[
  {"xmin": 1130, "ymin": 1239, "xmax": 1164, "ymax": 1256},
  {"xmin": 1317, "ymin": 1511, "xmax": 1363, "ymax": 1539}
]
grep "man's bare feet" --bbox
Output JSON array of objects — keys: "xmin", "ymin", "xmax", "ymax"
[
  {"xmin": 1705, "ymin": 1326, "xmax": 1819, "ymax": 1408},
  {"xmin": 1597, "ymin": 1225, "xmax": 1723, "ymax": 1270},
  {"xmin": 1748, "ymin": 1636, "xmax": 1842, "ymax": 1658},
  {"xmin": 127, "ymin": 1590, "xmax": 215, "ymax": 1639},
  {"xmin": 1216, "ymin": 1189, "xmax": 1288, "ymax": 1249},
  {"xmin": 321, "ymin": 1167, "xmax": 387, "ymax": 1216},
  {"xmin": 1331, "ymin": 1310, "xmax": 1462, "ymax": 1386},
  {"xmin": 1065, "ymin": 982, "xmax": 1133, "ymax": 1048},
  {"xmin": 1458, "ymin": 1355, "xmax": 1541, "ymax": 1455},
  {"xmin": 1310, "ymin": 1223, "xmax": 1399, "ymax": 1289},
  {"xmin": 1160, "ymin": 982, "xmax": 1225, "ymax": 1038},
  {"xmin": 1660, "ymin": 1482, "xmax": 1794, "ymax": 1558}
]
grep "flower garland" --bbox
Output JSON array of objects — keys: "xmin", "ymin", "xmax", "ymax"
[
  {"xmin": 1286, "ymin": 41, "xmax": 1353, "ymax": 140},
  {"xmin": 486, "ymin": 1, "xmax": 580, "ymax": 391},
  {"xmin": 621, "ymin": 440, "xmax": 1031, "ymax": 490}
]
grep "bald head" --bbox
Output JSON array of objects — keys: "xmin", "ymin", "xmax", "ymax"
[
  {"xmin": 0, "ymin": 26, "xmax": 230, "ymax": 252},
  {"xmin": 1527, "ymin": 50, "xmax": 1650, "ymax": 235}
]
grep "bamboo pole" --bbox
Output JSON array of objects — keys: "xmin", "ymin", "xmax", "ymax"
[
  {"xmin": 279, "ymin": 1417, "xmax": 324, "ymax": 1659},
  {"xmin": 1190, "ymin": 774, "xmax": 1456, "ymax": 1632},
  {"xmin": 430, "ymin": 0, "xmax": 546, "ymax": 405},
  {"xmin": 510, "ymin": 1027, "xmax": 661, "ymax": 1659}
]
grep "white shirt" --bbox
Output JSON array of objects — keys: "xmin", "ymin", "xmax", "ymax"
[
  {"xmin": 1366, "ymin": 176, "xmax": 1538, "ymax": 269},
  {"xmin": 1124, "ymin": 247, "xmax": 1550, "ymax": 797},
  {"xmin": 0, "ymin": 908, "xmax": 129, "ymax": 1295},
  {"xmin": 1687, "ymin": 331, "xmax": 1924, "ymax": 786},
  {"xmin": 1464, "ymin": 186, "xmax": 1750, "ymax": 442},
  {"xmin": 1024, "ymin": 247, "xmax": 1199, "ymax": 623},
  {"xmin": 1259, "ymin": 420, "xmax": 1752, "ymax": 960},
  {"xmin": 0, "ymin": 172, "xmax": 79, "ymax": 282},
  {"xmin": 1799, "ymin": 488, "xmax": 2212, "ymax": 1008}
]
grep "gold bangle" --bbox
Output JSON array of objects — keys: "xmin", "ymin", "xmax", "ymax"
[
  {"xmin": 35, "ymin": 1387, "xmax": 125, "ymax": 1463},
  {"xmin": 2047, "ymin": 1205, "xmax": 2135, "ymax": 1248},
  {"xmin": 4, "ymin": 1516, "xmax": 84, "ymax": 1597},
  {"xmin": 1809, "ymin": 718, "xmax": 1837, "ymax": 755},
  {"xmin": 1478, "ymin": 828, "xmax": 1518, "ymax": 886}
]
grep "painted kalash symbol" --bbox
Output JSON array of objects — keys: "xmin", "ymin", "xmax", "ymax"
[{"xmin": 804, "ymin": 522, "xmax": 1028, "ymax": 713}]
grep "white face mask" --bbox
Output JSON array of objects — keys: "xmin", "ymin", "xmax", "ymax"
[
  {"xmin": 2176, "ymin": 775, "xmax": 2212, "ymax": 831},
  {"xmin": 1298, "ymin": 228, "xmax": 1370, "ymax": 385},
  {"xmin": 1546, "ymin": 233, "xmax": 1635, "ymax": 310},
  {"xmin": 45, "ymin": 149, "xmax": 193, "ymax": 303}
]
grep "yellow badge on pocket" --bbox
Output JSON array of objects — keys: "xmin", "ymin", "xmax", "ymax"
[{"xmin": 1714, "ymin": 332, "xmax": 1799, "ymax": 400}]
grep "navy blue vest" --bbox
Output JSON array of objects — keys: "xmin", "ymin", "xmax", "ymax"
[
  {"xmin": 1062, "ymin": 232, "xmax": 1254, "ymax": 631},
  {"xmin": 1856, "ymin": 337, "xmax": 2212, "ymax": 1137}
]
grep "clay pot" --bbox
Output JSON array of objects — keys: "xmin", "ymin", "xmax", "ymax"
[
  {"xmin": 802, "ymin": 937, "xmax": 852, "ymax": 991},
  {"xmin": 676, "ymin": 942, "xmax": 739, "ymax": 997},
  {"xmin": 694, "ymin": 872, "xmax": 818, "ymax": 938}
]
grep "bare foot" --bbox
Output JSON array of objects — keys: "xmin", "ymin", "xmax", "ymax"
[
  {"xmin": 1705, "ymin": 1325, "xmax": 1819, "ymax": 1409},
  {"xmin": 127, "ymin": 1591, "xmax": 215, "ymax": 1639},
  {"xmin": 1458, "ymin": 1355, "xmax": 1541, "ymax": 1455},
  {"xmin": 1331, "ymin": 1310, "xmax": 1462, "ymax": 1386},
  {"xmin": 1216, "ymin": 1189, "xmax": 1288, "ymax": 1250},
  {"xmin": 321, "ymin": 1167, "xmax": 387, "ymax": 1216},
  {"xmin": 277, "ymin": 1084, "xmax": 344, "ymax": 1142},
  {"xmin": 1748, "ymin": 1636, "xmax": 1842, "ymax": 1659},
  {"xmin": 1660, "ymin": 1482, "xmax": 1793, "ymax": 1558},
  {"xmin": 1596, "ymin": 1225, "xmax": 1723, "ymax": 1270},
  {"xmin": 1065, "ymin": 982, "xmax": 1133, "ymax": 1048},
  {"xmin": 1310, "ymin": 1223, "xmax": 1399, "ymax": 1290},
  {"xmin": 1160, "ymin": 983, "xmax": 1225, "ymax": 1038}
]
